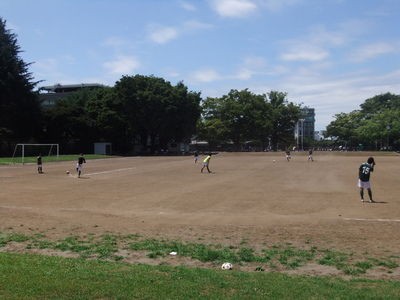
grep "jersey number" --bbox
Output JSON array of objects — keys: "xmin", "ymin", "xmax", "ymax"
[{"xmin": 362, "ymin": 166, "xmax": 370, "ymax": 174}]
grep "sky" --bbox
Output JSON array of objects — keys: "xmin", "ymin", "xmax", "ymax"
[{"xmin": 1, "ymin": 0, "xmax": 399, "ymax": 130}]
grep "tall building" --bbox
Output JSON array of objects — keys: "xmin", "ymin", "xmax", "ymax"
[
  {"xmin": 39, "ymin": 83, "xmax": 104, "ymax": 108},
  {"xmin": 294, "ymin": 107, "xmax": 315, "ymax": 149}
]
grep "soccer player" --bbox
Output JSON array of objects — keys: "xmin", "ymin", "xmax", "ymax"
[
  {"xmin": 201, "ymin": 153, "xmax": 212, "ymax": 173},
  {"xmin": 358, "ymin": 157, "xmax": 375, "ymax": 203},
  {"xmin": 285, "ymin": 150, "xmax": 291, "ymax": 161},
  {"xmin": 308, "ymin": 149, "xmax": 314, "ymax": 162},
  {"xmin": 37, "ymin": 154, "xmax": 43, "ymax": 174},
  {"xmin": 76, "ymin": 153, "xmax": 86, "ymax": 178},
  {"xmin": 194, "ymin": 151, "xmax": 199, "ymax": 163}
]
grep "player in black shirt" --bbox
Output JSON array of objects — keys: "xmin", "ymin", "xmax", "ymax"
[
  {"xmin": 76, "ymin": 153, "xmax": 86, "ymax": 178},
  {"xmin": 308, "ymin": 149, "xmax": 314, "ymax": 162},
  {"xmin": 358, "ymin": 157, "xmax": 375, "ymax": 203},
  {"xmin": 37, "ymin": 154, "xmax": 43, "ymax": 174}
]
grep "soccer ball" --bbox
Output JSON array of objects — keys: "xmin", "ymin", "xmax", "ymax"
[
  {"xmin": 221, "ymin": 262, "xmax": 233, "ymax": 270},
  {"xmin": 66, "ymin": 171, "xmax": 70, "ymax": 174}
]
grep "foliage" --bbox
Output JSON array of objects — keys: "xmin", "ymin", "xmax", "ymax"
[
  {"xmin": 326, "ymin": 93, "xmax": 400, "ymax": 150},
  {"xmin": 42, "ymin": 76, "xmax": 201, "ymax": 154},
  {"xmin": 198, "ymin": 89, "xmax": 300, "ymax": 150},
  {"xmin": 0, "ymin": 18, "xmax": 42, "ymax": 154},
  {"xmin": 114, "ymin": 75, "xmax": 201, "ymax": 153}
]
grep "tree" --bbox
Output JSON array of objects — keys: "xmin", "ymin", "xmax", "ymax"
[
  {"xmin": 198, "ymin": 89, "xmax": 300, "ymax": 151},
  {"xmin": 85, "ymin": 87, "xmax": 130, "ymax": 153},
  {"xmin": 42, "ymin": 89, "xmax": 95, "ymax": 153},
  {"xmin": 267, "ymin": 91, "xmax": 301, "ymax": 151},
  {"xmin": 326, "ymin": 93, "xmax": 400, "ymax": 150},
  {"xmin": 114, "ymin": 75, "xmax": 201, "ymax": 153},
  {"xmin": 0, "ymin": 17, "xmax": 41, "ymax": 153},
  {"xmin": 199, "ymin": 89, "xmax": 272, "ymax": 150},
  {"xmin": 326, "ymin": 111, "xmax": 362, "ymax": 149}
]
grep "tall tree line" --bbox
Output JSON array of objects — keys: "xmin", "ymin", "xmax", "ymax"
[{"xmin": 42, "ymin": 76, "xmax": 202, "ymax": 154}]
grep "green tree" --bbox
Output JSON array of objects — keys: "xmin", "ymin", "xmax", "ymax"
[
  {"xmin": 326, "ymin": 93, "xmax": 400, "ymax": 150},
  {"xmin": 199, "ymin": 89, "xmax": 271, "ymax": 150},
  {"xmin": 43, "ymin": 89, "xmax": 94, "ymax": 153},
  {"xmin": 198, "ymin": 89, "xmax": 300, "ymax": 151},
  {"xmin": 326, "ymin": 111, "xmax": 362, "ymax": 149},
  {"xmin": 267, "ymin": 91, "xmax": 301, "ymax": 151},
  {"xmin": 114, "ymin": 75, "xmax": 201, "ymax": 153},
  {"xmin": 0, "ymin": 18, "xmax": 41, "ymax": 153}
]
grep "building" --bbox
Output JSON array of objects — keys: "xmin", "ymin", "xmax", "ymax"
[
  {"xmin": 294, "ymin": 107, "xmax": 315, "ymax": 149},
  {"xmin": 39, "ymin": 83, "xmax": 105, "ymax": 108}
]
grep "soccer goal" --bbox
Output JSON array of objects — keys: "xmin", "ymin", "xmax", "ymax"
[{"xmin": 12, "ymin": 144, "xmax": 59, "ymax": 164}]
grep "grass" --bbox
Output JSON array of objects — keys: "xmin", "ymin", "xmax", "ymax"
[
  {"xmin": 1, "ymin": 252, "xmax": 400, "ymax": 299},
  {"xmin": 1, "ymin": 231, "xmax": 399, "ymax": 277},
  {"xmin": 0, "ymin": 154, "xmax": 113, "ymax": 165}
]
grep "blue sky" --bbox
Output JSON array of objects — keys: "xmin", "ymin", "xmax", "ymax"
[{"xmin": 1, "ymin": 0, "xmax": 399, "ymax": 130}]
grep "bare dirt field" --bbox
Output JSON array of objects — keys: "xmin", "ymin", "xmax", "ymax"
[{"xmin": 1, "ymin": 152, "xmax": 399, "ymax": 277}]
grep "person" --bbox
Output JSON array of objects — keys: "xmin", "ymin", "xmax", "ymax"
[
  {"xmin": 194, "ymin": 151, "xmax": 199, "ymax": 163},
  {"xmin": 201, "ymin": 153, "xmax": 212, "ymax": 173},
  {"xmin": 358, "ymin": 157, "xmax": 376, "ymax": 203},
  {"xmin": 76, "ymin": 153, "xmax": 86, "ymax": 178},
  {"xmin": 308, "ymin": 149, "xmax": 314, "ymax": 162},
  {"xmin": 37, "ymin": 154, "xmax": 43, "ymax": 174},
  {"xmin": 285, "ymin": 150, "xmax": 291, "ymax": 161}
]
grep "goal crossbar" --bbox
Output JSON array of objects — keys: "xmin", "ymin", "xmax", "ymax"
[{"xmin": 12, "ymin": 143, "xmax": 59, "ymax": 164}]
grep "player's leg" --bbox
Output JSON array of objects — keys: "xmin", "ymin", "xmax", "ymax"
[
  {"xmin": 207, "ymin": 165, "xmax": 211, "ymax": 173},
  {"xmin": 359, "ymin": 187, "xmax": 364, "ymax": 202},
  {"xmin": 367, "ymin": 188, "xmax": 374, "ymax": 202}
]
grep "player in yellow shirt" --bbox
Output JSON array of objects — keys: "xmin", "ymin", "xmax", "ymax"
[{"xmin": 201, "ymin": 153, "xmax": 212, "ymax": 173}]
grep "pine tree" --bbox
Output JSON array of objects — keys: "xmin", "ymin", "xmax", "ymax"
[{"xmin": 0, "ymin": 17, "xmax": 41, "ymax": 152}]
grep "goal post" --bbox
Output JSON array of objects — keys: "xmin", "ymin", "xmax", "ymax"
[{"xmin": 12, "ymin": 144, "xmax": 59, "ymax": 164}]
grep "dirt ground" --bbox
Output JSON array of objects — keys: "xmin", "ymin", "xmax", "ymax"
[{"xmin": 1, "ymin": 151, "xmax": 399, "ymax": 277}]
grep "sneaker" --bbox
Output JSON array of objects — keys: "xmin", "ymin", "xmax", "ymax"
[
  {"xmin": 369, "ymin": 199, "xmax": 376, "ymax": 203},
  {"xmin": 361, "ymin": 199, "xmax": 365, "ymax": 202}
]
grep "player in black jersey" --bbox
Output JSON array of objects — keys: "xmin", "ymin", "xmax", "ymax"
[
  {"xmin": 37, "ymin": 154, "xmax": 43, "ymax": 174},
  {"xmin": 76, "ymin": 153, "xmax": 86, "ymax": 178},
  {"xmin": 358, "ymin": 157, "xmax": 375, "ymax": 203}
]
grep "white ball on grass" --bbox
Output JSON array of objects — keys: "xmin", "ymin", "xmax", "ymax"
[{"xmin": 221, "ymin": 262, "xmax": 233, "ymax": 270}]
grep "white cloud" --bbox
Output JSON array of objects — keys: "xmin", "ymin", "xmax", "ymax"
[
  {"xmin": 349, "ymin": 42, "xmax": 397, "ymax": 62},
  {"xmin": 210, "ymin": 0, "xmax": 257, "ymax": 18},
  {"xmin": 191, "ymin": 68, "xmax": 221, "ymax": 82},
  {"xmin": 183, "ymin": 20, "xmax": 214, "ymax": 31},
  {"xmin": 103, "ymin": 36, "xmax": 130, "ymax": 48},
  {"xmin": 234, "ymin": 56, "xmax": 267, "ymax": 80},
  {"xmin": 179, "ymin": 1, "xmax": 196, "ymax": 11},
  {"xmin": 281, "ymin": 46, "xmax": 329, "ymax": 62},
  {"xmin": 272, "ymin": 69, "xmax": 400, "ymax": 129},
  {"xmin": 149, "ymin": 26, "xmax": 178, "ymax": 44},
  {"xmin": 103, "ymin": 56, "xmax": 140, "ymax": 75},
  {"xmin": 258, "ymin": 0, "xmax": 301, "ymax": 12},
  {"xmin": 279, "ymin": 23, "xmax": 356, "ymax": 63}
]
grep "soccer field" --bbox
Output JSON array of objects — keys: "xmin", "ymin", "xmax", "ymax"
[{"xmin": 1, "ymin": 152, "xmax": 399, "ymax": 276}]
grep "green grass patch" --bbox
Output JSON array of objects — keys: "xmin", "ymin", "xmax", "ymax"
[
  {"xmin": 0, "ymin": 233, "xmax": 30, "ymax": 247},
  {"xmin": 0, "ymin": 231, "xmax": 399, "ymax": 277},
  {"xmin": 1, "ymin": 252, "xmax": 400, "ymax": 299}
]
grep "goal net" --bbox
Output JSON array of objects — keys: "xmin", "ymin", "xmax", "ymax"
[{"xmin": 12, "ymin": 144, "xmax": 59, "ymax": 164}]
